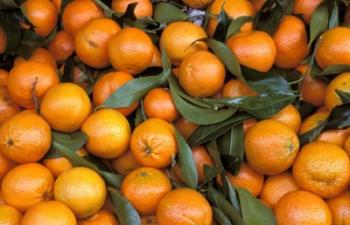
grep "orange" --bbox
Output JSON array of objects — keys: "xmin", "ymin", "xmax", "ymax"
[
  {"xmin": 111, "ymin": 151, "xmax": 141, "ymax": 175},
  {"xmin": 243, "ymin": 118, "xmax": 257, "ymax": 134},
  {"xmin": 82, "ymin": 109, "xmax": 131, "ymax": 159},
  {"xmin": 93, "ymin": 71, "xmax": 138, "ymax": 116},
  {"xmin": 0, "ymin": 191, "xmax": 4, "ymax": 205},
  {"xmin": 273, "ymin": 15, "xmax": 310, "ymax": 69},
  {"xmin": 317, "ymin": 129, "xmax": 350, "ymax": 147},
  {"xmin": 324, "ymin": 72, "xmax": 350, "ymax": 110},
  {"xmin": 0, "ymin": 86, "xmax": 21, "ymax": 126},
  {"xmin": 54, "ymin": 167, "xmax": 107, "ymax": 218},
  {"xmin": 30, "ymin": 48, "xmax": 57, "ymax": 69},
  {"xmin": 249, "ymin": 0, "xmax": 265, "ymax": 11},
  {"xmin": 222, "ymin": 79, "xmax": 257, "ymax": 98},
  {"xmin": 293, "ymin": 141, "xmax": 350, "ymax": 199},
  {"xmin": 0, "ymin": 151, "xmax": 16, "ymax": 182},
  {"xmin": 0, "ymin": 205, "xmax": 22, "ymax": 225},
  {"xmin": 160, "ymin": 21, "xmax": 208, "ymax": 66},
  {"xmin": 275, "ymin": 190, "xmax": 332, "ymax": 225},
  {"xmin": 0, "ymin": 110, "xmax": 51, "ymax": 163},
  {"xmin": 75, "ymin": 18, "xmax": 121, "ymax": 68},
  {"xmin": 182, "ymin": 0, "xmax": 213, "ymax": 9},
  {"xmin": 226, "ymin": 31, "xmax": 276, "ymax": 72},
  {"xmin": 121, "ymin": 167, "xmax": 172, "ymax": 215},
  {"xmin": 21, "ymin": 0, "xmax": 58, "ymax": 37},
  {"xmin": 0, "ymin": 69, "xmax": 8, "ymax": 86},
  {"xmin": 1, "ymin": 163, "xmax": 54, "ymax": 212},
  {"xmin": 293, "ymin": 0, "xmax": 323, "ymax": 23},
  {"xmin": 21, "ymin": 201, "xmax": 77, "ymax": 225},
  {"xmin": 141, "ymin": 215, "xmax": 158, "ymax": 225},
  {"xmin": 207, "ymin": 0, "xmax": 255, "ymax": 36},
  {"xmin": 174, "ymin": 117, "xmax": 198, "ymax": 140},
  {"xmin": 108, "ymin": 27, "xmax": 154, "ymax": 75},
  {"xmin": 179, "ymin": 50, "xmax": 226, "ymax": 97},
  {"xmin": 327, "ymin": 191, "xmax": 350, "ymax": 225},
  {"xmin": 78, "ymin": 210, "xmax": 119, "ymax": 225},
  {"xmin": 299, "ymin": 111, "xmax": 329, "ymax": 134},
  {"xmin": 260, "ymin": 172, "xmax": 299, "ymax": 208},
  {"xmin": 272, "ymin": 104, "xmax": 301, "ymax": 133},
  {"xmin": 345, "ymin": 136, "xmax": 350, "ymax": 155},
  {"xmin": 144, "ymin": 88, "xmax": 179, "ymax": 122},
  {"xmin": 8, "ymin": 60, "xmax": 59, "ymax": 109},
  {"xmin": 149, "ymin": 46, "xmax": 162, "ymax": 68},
  {"xmin": 0, "ymin": 26, "xmax": 6, "ymax": 54},
  {"xmin": 61, "ymin": 0, "xmax": 104, "ymax": 36},
  {"xmin": 52, "ymin": 0, "xmax": 61, "ymax": 12},
  {"xmin": 112, "ymin": 0, "xmax": 153, "ymax": 17},
  {"xmin": 130, "ymin": 118, "xmax": 177, "ymax": 168},
  {"xmin": 316, "ymin": 27, "xmax": 350, "ymax": 69},
  {"xmin": 13, "ymin": 57, "xmax": 25, "ymax": 67},
  {"xmin": 48, "ymin": 30, "xmax": 74, "ymax": 62},
  {"xmin": 40, "ymin": 83, "xmax": 91, "ymax": 132},
  {"xmin": 156, "ymin": 188, "xmax": 212, "ymax": 225}
]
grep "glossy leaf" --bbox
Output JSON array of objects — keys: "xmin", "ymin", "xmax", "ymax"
[
  {"xmin": 309, "ymin": 1, "xmax": 329, "ymax": 46},
  {"xmin": 52, "ymin": 131, "xmax": 87, "ymax": 151},
  {"xmin": 213, "ymin": 207, "xmax": 233, "ymax": 225},
  {"xmin": 299, "ymin": 117, "xmax": 328, "ymax": 146},
  {"xmin": 224, "ymin": 176, "xmax": 240, "ymax": 212},
  {"xmin": 206, "ymin": 141, "xmax": 225, "ymax": 171},
  {"xmin": 318, "ymin": 64, "xmax": 350, "ymax": 76},
  {"xmin": 134, "ymin": 100, "xmax": 147, "ymax": 126},
  {"xmin": 255, "ymin": 3, "xmax": 283, "ymax": 35},
  {"xmin": 0, "ymin": 12, "xmax": 21, "ymax": 55},
  {"xmin": 276, "ymin": 0, "xmax": 294, "ymax": 14},
  {"xmin": 325, "ymin": 103, "xmax": 350, "ymax": 130},
  {"xmin": 16, "ymin": 29, "xmax": 44, "ymax": 58},
  {"xmin": 213, "ymin": 9, "xmax": 231, "ymax": 42},
  {"xmin": 202, "ymin": 165, "xmax": 220, "ymax": 184},
  {"xmin": 226, "ymin": 16, "xmax": 253, "ymax": 39},
  {"xmin": 336, "ymin": 90, "xmax": 350, "ymax": 103},
  {"xmin": 0, "ymin": 0, "xmax": 18, "ymax": 9},
  {"xmin": 153, "ymin": 3, "xmax": 187, "ymax": 24},
  {"xmin": 329, "ymin": 1, "xmax": 339, "ymax": 29}
]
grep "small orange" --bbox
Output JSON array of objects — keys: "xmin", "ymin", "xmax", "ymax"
[
  {"xmin": 245, "ymin": 119, "xmax": 299, "ymax": 175},
  {"xmin": 8, "ymin": 60, "xmax": 59, "ymax": 109},
  {"xmin": 345, "ymin": 136, "xmax": 350, "ymax": 155},
  {"xmin": 207, "ymin": 0, "xmax": 255, "ymax": 36},
  {"xmin": 324, "ymin": 72, "xmax": 350, "ymax": 110},
  {"xmin": 275, "ymin": 190, "xmax": 332, "ymax": 225},
  {"xmin": 52, "ymin": 0, "xmax": 61, "ymax": 12},
  {"xmin": 299, "ymin": 111, "xmax": 329, "ymax": 134},
  {"xmin": 0, "ymin": 26, "xmax": 6, "ymax": 54},
  {"xmin": 327, "ymin": 191, "xmax": 350, "ymax": 225},
  {"xmin": 316, "ymin": 27, "xmax": 350, "ymax": 69},
  {"xmin": 61, "ymin": 0, "xmax": 104, "ymax": 36},
  {"xmin": 0, "ymin": 110, "xmax": 51, "ymax": 163},
  {"xmin": 249, "ymin": 0, "xmax": 265, "ymax": 11},
  {"xmin": 317, "ymin": 129, "xmax": 350, "ymax": 147},
  {"xmin": 48, "ymin": 30, "xmax": 74, "ymax": 62},
  {"xmin": 93, "ymin": 71, "xmax": 138, "ymax": 116},
  {"xmin": 0, "ymin": 191, "xmax": 4, "ymax": 205},
  {"xmin": 13, "ymin": 57, "xmax": 25, "ymax": 67},
  {"xmin": 1, "ymin": 163, "xmax": 54, "ymax": 212},
  {"xmin": 272, "ymin": 104, "xmax": 301, "ymax": 133},
  {"xmin": 144, "ymin": 88, "xmax": 179, "ymax": 122},
  {"xmin": 78, "ymin": 210, "xmax": 119, "ymax": 225},
  {"xmin": 259, "ymin": 172, "xmax": 299, "ymax": 208},
  {"xmin": 54, "ymin": 167, "xmax": 107, "ymax": 218},
  {"xmin": 108, "ymin": 27, "xmax": 154, "ymax": 75},
  {"xmin": 156, "ymin": 188, "xmax": 212, "ymax": 225},
  {"xmin": 0, "ymin": 86, "xmax": 21, "ymax": 126},
  {"xmin": 141, "ymin": 215, "xmax": 158, "ymax": 225},
  {"xmin": 226, "ymin": 31, "xmax": 276, "ymax": 72},
  {"xmin": 179, "ymin": 50, "xmax": 226, "ymax": 97},
  {"xmin": 273, "ymin": 15, "xmax": 309, "ymax": 69},
  {"xmin": 293, "ymin": 0, "xmax": 323, "ymax": 23},
  {"xmin": 174, "ymin": 117, "xmax": 198, "ymax": 140},
  {"xmin": 182, "ymin": 0, "xmax": 213, "ymax": 9},
  {"xmin": 0, "ymin": 151, "xmax": 16, "ymax": 182},
  {"xmin": 222, "ymin": 79, "xmax": 257, "ymax": 98},
  {"xmin": 293, "ymin": 141, "xmax": 350, "ymax": 199},
  {"xmin": 149, "ymin": 45, "xmax": 162, "ymax": 68},
  {"xmin": 112, "ymin": 0, "xmax": 153, "ymax": 17},
  {"xmin": 82, "ymin": 109, "xmax": 131, "ymax": 159},
  {"xmin": 121, "ymin": 167, "xmax": 172, "ymax": 215},
  {"xmin": 30, "ymin": 47, "xmax": 57, "ymax": 69},
  {"xmin": 160, "ymin": 21, "xmax": 208, "ymax": 66},
  {"xmin": 111, "ymin": 151, "xmax": 141, "ymax": 175},
  {"xmin": 21, "ymin": 201, "xmax": 77, "ymax": 225},
  {"xmin": 243, "ymin": 118, "xmax": 257, "ymax": 134},
  {"xmin": 0, "ymin": 205, "xmax": 22, "ymax": 225},
  {"xmin": 0, "ymin": 69, "xmax": 8, "ymax": 86}
]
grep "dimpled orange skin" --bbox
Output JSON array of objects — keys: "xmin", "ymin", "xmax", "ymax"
[
  {"xmin": 0, "ymin": 110, "xmax": 51, "ymax": 163},
  {"xmin": 316, "ymin": 27, "xmax": 350, "ymax": 69},
  {"xmin": 179, "ymin": 51, "xmax": 226, "ymax": 97},
  {"xmin": 62, "ymin": 0, "xmax": 104, "ymax": 36},
  {"xmin": 0, "ymin": 26, "xmax": 6, "ymax": 54},
  {"xmin": 273, "ymin": 15, "xmax": 310, "ymax": 69},
  {"xmin": 299, "ymin": 111, "xmax": 329, "ymax": 134},
  {"xmin": 293, "ymin": 142, "xmax": 350, "ymax": 199},
  {"xmin": 226, "ymin": 31, "xmax": 276, "ymax": 72},
  {"xmin": 0, "ymin": 86, "xmax": 21, "ymax": 126},
  {"xmin": 244, "ymin": 119, "xmax": 300, "ymax": 175},
  {"xmin": 111, "ymin": 151, "xmax": 141, "ymax": 175},
  {"xmin": 21, "ymin": 0, "xmax": 58, "ymax": 37},
  {"xmin": 207, "ymin": 0, "xmax": 255, "ymax": 36},
  {"xmin": 29, "ymin": 48, "xmax": 57, "ymax": 69},
  {"xmin": 82, "ymin": 109, "xmax": 131, "ymax": 159},
  {"xmin": 78, "ymin": 210, "xmax": 119, "ymax": 225},
  {"xmin": 121, "ymin": 167, "xmax": 172, "ymax": 215},
  {"xmin": 293, "ymin": 0, "xmax": 323, "ymax": 23},
  {"xmin": 345, "ymin": 136, "xmax": 350, "ymax": 156},
  {"xmin": 275, "ymin": 191, "xmax": 332, "ymax": 225},
  {"xmin": 324, "ymin": 72, "xmax": 350, "ymax": 110},
  {"xmin": 0, "ymin": 151, "xmax": 16, "ymax": 182},
  {"xmin": 272, "ymin": 104, "xmax": 301, "ymax": 133},
  {"xmin": 1, "ymin": 163, "xmax": 54, "ymax": 212},
  {"xmin": 130, "ymin": 118, "xmax": 177, "ymax": 168},
  {"xmin": 112, "ymin": 0, "xmax": 153, "ymax": 18},
  {"xmin": 0, "ymin": 69, "xmax": 8, "ymax": 86},
  {"xmin": 260, "ymin": 172, "xmax": 299, "ymax": 208},
  {"xmin": 75, "ymin": 18, "xmax": 121, "ymax": 69},
  {"xmin": 144, "ymin": 88, "xmax": 179, "ymax": 122},
  {"xmin": 93, "ymin": 71, "xmax": 138, "ymax": 116},
  {"xmin": 7, "ymin": 60, "xmax": 59, "ymax": 109},
  {"xmin": 0, "ymin": 204, "xmax": 22, "ymax": 225},
  {"xmin": 327, "ymin": 191, "xmax": 350, "ymax": 225},
  {"xmin": 182, "ymin": 0, "xmax": 213, "ymax": 9},
  {"xmin": 108, "ymin": 27, "xmax": 154, "ymax": 75},
  {"xmin": 21, "ymin": 201, "xmax": 77, "ymax": 225},
  {"xmin": 317, "ymin": 129, "xmax": 350, "ymax": 147},
  {"xmin": 160, "ymin": 22, "xmax": 208, "ymax": 66},
  {"xmin": 174, "ymin": 117, "xmax": 198, "ymax": 140},
  {"xmin": 48, "ymin": 30, "xmax": 74, "ymax": 62},
  {"xmin": 156, "ymin": 188, "xmax": 212, "ymax": 225},
  {"xmin": 222, "ymin": 79, "xmax": 257, "ymax": 98}
]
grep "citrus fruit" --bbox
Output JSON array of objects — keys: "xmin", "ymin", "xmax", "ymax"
[
  {"xmin": 327, "ymin": 191, "xmax": 350, "ymax": 225},
  {"xmin": 272, "ymin": 104, "xmax": 301, "ymax": 133},
  {"xmin": 293, "ymin": 0, "xmax": 323, "ymax": 23},
  {"xmin": 174, "ymin": 117, "xmax": 198, "ymax": 140},
  {"xmin": 0, "ymin": 151, "xmax": 16, "ymax": 182},
  {"xmin": 48, "ymin": 30, "xmax": 74, "ymax": 62},
  {"xmin": 30, "ymin": 48, "xmax": 57, "ymax": 69},
  {"xmin": 299, "ymin": 111, "xmax": 329, "ymax": 134},
  {"xmin": 0, "ymin": 69, "xmax": 8, "ymax": 86},
  {"xmin": 324, "ymin": 72, "xmax": 350, "ymax": 110},
  {"xmin": 0, "ymin": 86, "xmax": 21, "ymax": 126},
  {"xmin": 222, "ymin": 79, "xmax": 257, "ymax": 98},
  {"xmin": 317, "ymin": 129, "xmax": 350, "ymax": 147},
  {"xmin": 141, "ymin": 215, "xmax": 158, "ymax": 225},
  {"xmin": 78, "ymin": 210, "xmax": 119, "ymax": 225},
  {"xmin": 0, "ymin": 205, "xmax": 22, "ymax": 225},
  {"xmin": 112, "ymin": 0, "xmax": 153, "ymax": 17},
  {"xmin": 182, "ymin": 0, "xmax": 213, "ymax": 8},
  {"xmin": 111, "ymin": 151, "xmax": 141, "ymax": 175}
]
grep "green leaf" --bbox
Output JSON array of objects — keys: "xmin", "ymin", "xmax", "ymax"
[
  {"xmin": 93, "ymin": 0, "xmax": 116, "ymax": 17},
  {"xmin": 206, "ymin": 141, "xmax": 225, "ymax": 171},
  {"xmin": 213, "ymin": 207, "xmax": 233, "ymax": 225},
  {"xmin": 318, "ymin": 64, "xmax": 350, "ymax": 76},
  {"xmin": 276, "ymin": 0, "xmax": 294, "ymax": 14},
  {"xmin": 202, "ymin": 165, "xmax": 220, "ymax": 184},
  {"xmin": 208, "ymin": 38, "xmax": 244, "ymax": 81},
  {"xmin": 0, "ymin": 12, "xmax": 21, "ymax": 56},
  {"xmin": 299, "ymin": 117, "xmax": 328, "ymax": 146},
  {"xmin": 226, "ymin": 16, "xmax": 253, "ymax": 39},
  {"xmin": 0, "ymin": 0, "xmax": 18, "ymax": 9},
  {"xmin": 16, "ymin": 29, "xmax": 44, "ymax": 58},
  {"xmin": 108, "ymin": 188, "xmax": 141, "ymax": 225},
  {"xmin": 134, "ymin": 100, "xmax": 147, "ymax": 126},
  {"xmin": 336, "ymin": 90, "xmax": 350, "ymax": 104},
  {"xmin": 329, "ymin": 1, "xmax": 339, "ymax": 29},
  {"xmin": 161, "ymin": 48, "xmax": 171, "ymax": 75},
  {"xmin": 255, "ymin": 3, "xmax": 283, "ymax": 35},
  {"xmin": 308, "ymin": 1, "xmax": 329, "ymax": 47},
  {"xmin": 224, "ymin": 176, "xmax": 241, "ymax": 212},
  {"xmin": 174, "ymin": 128, "xmax": 198, "ymax": 189},
  {"xmin": 98, "ymin": 74, "xmax": 167, "ymax": 109},
  {"xmin": 325, "ymin": 103, "xmax": 350, "ymax": 130},
  {"xmin": 213, "ymin": 9, "xmax": 231, "ymax": 42},
  {"xmin": 44, "ymin": 147, "xmax": 64, "ymax": 159},
  {"xmin": 153, "ymin": 3, "xmax": 187, "ymax": 24},
  {"xmin": 237, "ymin": 188, "xmax": 276, "ymax": 225},
  {"xmin": 52, "ymin": 131, "xmax": 87, "ymax": 151}
]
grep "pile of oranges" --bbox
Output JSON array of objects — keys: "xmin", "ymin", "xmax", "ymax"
[{"xmin": 1, "ymin": 0, "xmax": 350, "ymax": 224}]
